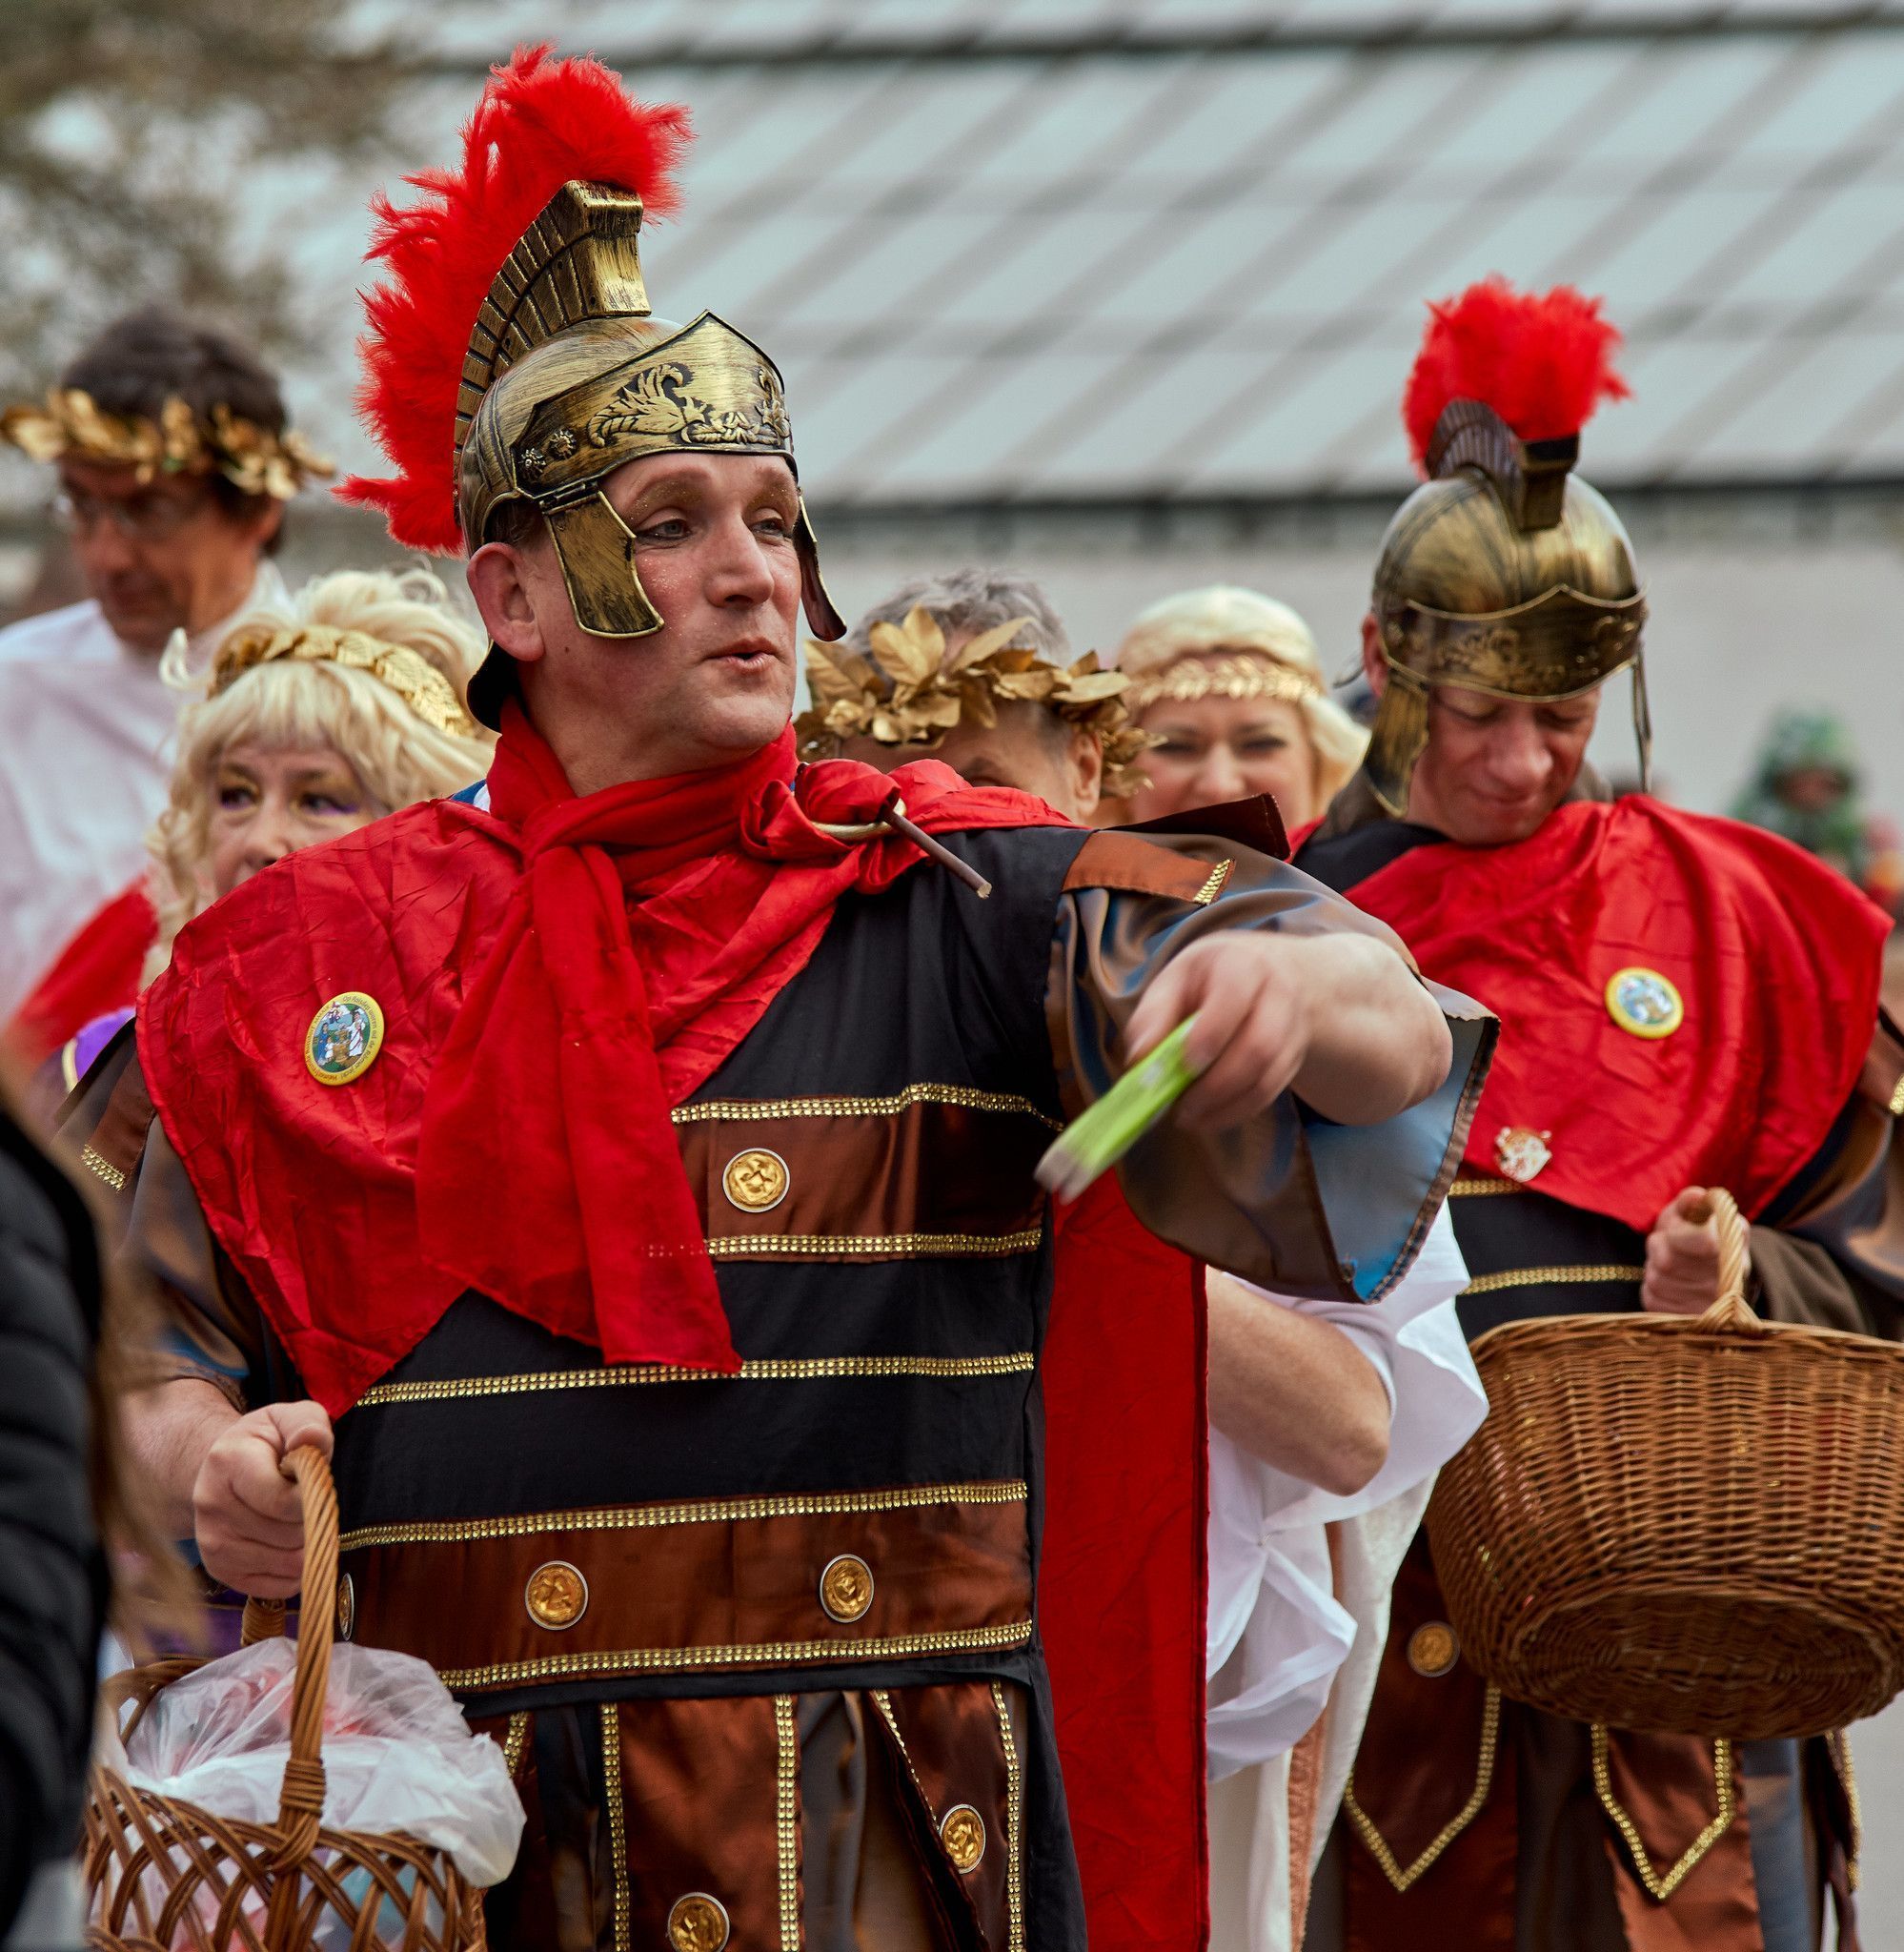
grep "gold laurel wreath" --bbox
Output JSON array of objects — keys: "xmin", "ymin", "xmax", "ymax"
[
  {"xmin": 796, "ymin": 606, "xmax": 1152, "ymax": 796},
  {"xmin": 1, "ymin": 388, "xmax": 334, "ymax": 499},
  {"xmin": 210, "ymin": 623, "xmax": 478, "ymax": 738},
  {"xmin": 1122, "ymin": 651, "xmax": 1323, "ymax": 715}
]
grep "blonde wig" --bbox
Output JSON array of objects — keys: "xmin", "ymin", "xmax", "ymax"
[
  {"xmin": 146, "ymin": 566, "xmax": 495, "ymax": 971},
  {"xmin": 1113, "ymin": 585, "xmax": 1368, "ymax": 809}
]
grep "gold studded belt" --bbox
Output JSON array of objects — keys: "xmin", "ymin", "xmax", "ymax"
[{"xmin": 335, "ymin": 1480, "xmax": 1034, "ymax": 1693}]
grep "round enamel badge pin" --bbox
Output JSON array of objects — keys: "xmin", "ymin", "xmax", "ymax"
[
  {"xmin": 1605, "ymin": 967, "xmax": 1683, "ymax": 1040},
  {"xmin": 305, "ymin": 992, "xmax": 385, "ymax": 1086}
]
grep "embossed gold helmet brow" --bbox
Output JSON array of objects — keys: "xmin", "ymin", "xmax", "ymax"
[
  {"xmin": 1367, "ymin": 280, "xmax": 1648, "ymax": 816},
  {"xmin": 338, "ymin": 49, "xmax": 844, "ymax": 728}
]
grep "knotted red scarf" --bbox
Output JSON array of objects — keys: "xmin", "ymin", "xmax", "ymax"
[{"xmin": 415, "ymin": 702, "xmax": 1071, "ymax": 1375}]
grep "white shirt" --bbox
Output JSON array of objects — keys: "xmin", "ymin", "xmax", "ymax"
[
  {"xmin": 1205, "ymin": 1208, "xmax": 1487, "ymax": 1952},
  {"xmin": 0, "ymin": 562, "xmax": 286, "ymax": 1018}
]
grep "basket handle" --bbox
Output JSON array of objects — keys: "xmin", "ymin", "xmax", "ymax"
[
  {"xmin": 1685, "ymin": 1188, "xmax": 1761, "ymax": 1332},
  {"xmin": 244, "ymin": 1444, "xmax": 339, "ymax": 1874}
]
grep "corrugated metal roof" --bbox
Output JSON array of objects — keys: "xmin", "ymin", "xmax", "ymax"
[{"xmin": 10, "ymin": 2, "xmax": 1904, "ymax": 518}]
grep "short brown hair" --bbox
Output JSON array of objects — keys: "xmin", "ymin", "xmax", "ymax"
[{"xmin": 61, "ymin": 309, "xmax": 289, "ymax": 535}]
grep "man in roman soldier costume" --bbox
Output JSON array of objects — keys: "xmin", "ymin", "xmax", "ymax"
[
  {"xmin": 62, "ymin": 51, "xmax": 1490, "ymax": 1952},
  {"xmin": 1297, "ymin": 280, "xmax": 1902, "ymax": 1952}
]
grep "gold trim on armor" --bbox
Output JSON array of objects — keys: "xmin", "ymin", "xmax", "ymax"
[
  {"xmin": 601, "ymin": 1703, "xmax": 631, "ymax": 1952},
  {"xmin": 1448, "ymin": 1175, "xmax": 1519, "ymax": 1196},
  {"xmin": 1888, "ymin": 1076, "xmax": 1904, "ymax": 1119},
  {"xmin": 1191, "ymin": 860, "xmax": 1232, "ymax": 906},
  {"xmin": 1343, "ymin": 1685, "xmax": 1501, "ymax": 1892},
  {"xmin": 79, "ymin": 1145, "xmax": 128, "ymax": 1193},
  {"xmin": 437, "ymin": 1619, "xmax": 1035, "ymax": 1692},
  {"xmin": 339, "ymin": 1478, "xmax": 1026, "ymax": 1552},
  {"xmin": 502, "ymin": 1712, "xmax": 529, "ymax": 1779},
  {"xmin": 353, "ymin": 1351, "xmax": 1037, "ymax": 1407},
  {"xmin": 672, "ymin": 1083, "xmax": 1062, "ymax": 1131},
  {"xmin": 992, "ymin": 1682, "xmax": 1024, "ymax": 1952},
  {"xmin": 1460, "ymin": 1264, "xmax": 1645, "ymax": 1296},
  {"xmin": 774, "ymin": 1695, "xmax": 800, "ymax": 1951},
  {"xmin": 706, "ymin": 1227, "xmax": 1043, "ymax": 1260},
  {"xmin": 1591, "ymin": 1725, "xmax": 1735, "ymax": 1902}
]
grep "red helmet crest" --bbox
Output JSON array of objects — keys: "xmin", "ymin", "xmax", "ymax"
[
  {"xmin": 1402, "ymin": 276, "xmax": 1631, "ymax": 475},
  {"xmin": 336, "ymin": 45, "xmax": 691, "ymax": 552}
]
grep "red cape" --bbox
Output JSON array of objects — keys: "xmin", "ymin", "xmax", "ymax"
[
  {"xmin": 1343, "ymin": 798, "xmax": 1889, "ymax": 1227},
  {"xmin": 8, "ymin": 879, "xmax": 154, "ymax": 1066},
  {"xmin": 1045, "ymin": 1176, "xmax": 1207, "ymax": 1952}
]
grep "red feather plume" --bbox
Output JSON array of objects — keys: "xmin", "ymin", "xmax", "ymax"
[
  {"xmin": 1402, "ymin": 276, "xmax": 1631, "ymax": 475},
  {"xmin": 336, "ymin": 46, "xmax": 692, "ymax": 552}
]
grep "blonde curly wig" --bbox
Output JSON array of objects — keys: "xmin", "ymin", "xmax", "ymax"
[{"xmin": 145, "ymin": 566, "xmax": 495, "ymax": 973}]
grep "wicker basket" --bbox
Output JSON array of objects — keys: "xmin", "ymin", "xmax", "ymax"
[
  {"xmin": 1425, "ymin": 1190, "xmax": 1904, "ymax": 1738},
  {"xmin": 85, "ymin": 1447, "xmax": 489, "ymax": 1951}
]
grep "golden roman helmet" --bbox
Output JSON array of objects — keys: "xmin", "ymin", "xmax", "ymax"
[
  {"xmin": 340, "ymin": 51, "xmax": 845, "ymax": 728},
  {"xmin": 1367, "ymin": 279, "xmax": 1648, "ymax": 816}
]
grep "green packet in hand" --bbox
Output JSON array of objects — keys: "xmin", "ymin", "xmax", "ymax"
[{"xmin": 1035, "ymin": 1015, "xmax": 1202, "ymax": 1203}]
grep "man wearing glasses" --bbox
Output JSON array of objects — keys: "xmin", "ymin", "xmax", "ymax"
[{"xmin": 0, "ymin": 310, "xmax": 331, "ymax": 1021}]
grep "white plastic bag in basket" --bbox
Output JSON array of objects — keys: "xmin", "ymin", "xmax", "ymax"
[{"xmin": 116, "ymin": 1637, "xmax": 524, "ymax": 1887}]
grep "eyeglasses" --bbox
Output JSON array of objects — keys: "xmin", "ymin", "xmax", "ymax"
[{"xmin": 50, "ymin": 485, "xmax": 209, "ymax": 541}]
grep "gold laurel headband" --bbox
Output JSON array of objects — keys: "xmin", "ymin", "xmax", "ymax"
[
  {"xmin": 797, "ymin": 606, "xmax": 1154, "ymax": 797},
  {"xmin": 210, "ymin": 623, "xmax": 479, "ymax": 738},
  {"xmin": 1123, "ymin": 652, "xmax": 1324, "ymax": 715},
  {"xmin": 0, "ymin": 388, "xmax": 334, "ymax": 500}
]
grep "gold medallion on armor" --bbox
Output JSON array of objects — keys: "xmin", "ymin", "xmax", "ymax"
[
  {"xmin": 940, "ymin": 1804, "xmax": 987, "ymax": 1873},
  {"xmin": 666, "ymin": 1893, "xmax": 731, "ymax": 1952},
  {"xmin": 819, "ymin": 1553, "xmax": 875, "ymax": 1623},
  {"xmin": 524, "ymin": 1560, "xmax": 589, "ymax": 1631},
  {"xmin": 1494, "ymin": 1126, "xmax": 1552, "ymax": 1185},
  {"xmin": 1408, "ymin": 1621, "xmax": 1460, "ymax": 1678},
  {"xmin": 1605, "ymin": 966, "xmax": 1684, "ymax": 1040},
  {"xmin": 721, "ymin": 1147, "xmax": 789, "ymax": 1212},
  {"xmin": 304, "ymin": 991, "xmax": 385, "ymax": 1086},
  {"xmin": 334, "ymin": 1572, "xmax": 355, "ymax": 1642}
]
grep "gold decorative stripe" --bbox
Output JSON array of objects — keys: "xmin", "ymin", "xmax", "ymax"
[
  {"xmin": 79, "ymin": 1144, "xmax": 127, "ymax": 1193},
  {"xmin": 339, "ymin": 1478, "xmax": 1027, "ymax": 1552},
  {"xmin": 1460, "ymin": 1263, "xmax": 1645, "ymax": 1296},
  {"xmin": 1591, "ymin": 1726, "xmax": 1735, "ymax": 1902},
  {"xmin": 675, "ymin": 1083, "xmax": 1061, "ymax": 1131},
  {"xmin": 59, "ymin": 1039, "xmax": 79, "ymax": 1095},
  {"xmin": 774, "ymin": 1695, "xmax": 800, "ymax": 1951},
  {"xmin": 1449, "ymin": 1175, "xmax": 1519, "ymax": 1196},
  {"xmin": 601, "ymin": 1704, "xmax": 631, "ymax": 1952},
  {"xmin": 871, "ymin": 1689, "xmax": 930, "ymax": 1808},
  {"xmin": 1889, "ymin": 1074, "xmax": 1904, "ymax": 1118},
  {"xmin": 1192, "ymin": 860, "xmax": 1232, "ymax": 905},
  {"xmin": 993, "ymin": 1682, "xmax": 1024, "ymax": 1952},
  {"xmin": 354, "ymin": 1351, "xmax": 1038, "ymax": 1407},
  {"xmin": 706, "ymin": 1227, "xmax": 1043, "ymax": 1260},
  {"xmin": 438, "ymin": 1619, "xmax": 1035, "ymax": 1692},
  {"xmin": 502, "ymin": 1711, "xmax": 529, "ymax": 1779},
  {"xmin": 1344, "ymin": 1685, "xmax": 1500, "ymax": 1892}
]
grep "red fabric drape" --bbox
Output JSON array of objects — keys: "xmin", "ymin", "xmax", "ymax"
[
  {"xmin": 8, "ymin": 879, "xmax": 155, "ymax": 1065},
  {"xmin": 1044, "ymin": 1175, "xmax": 1209, "ymax": 1951},
  {"xmin": 1345, "ymin": 799, "xmax": 1889, "ymax": 1227},
  {"xmin": 138, "ymin": 714, "xmax": 1069, "ymax": 1413}
]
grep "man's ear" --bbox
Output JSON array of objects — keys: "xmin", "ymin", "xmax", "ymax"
[
  {"xmin": 1067, "ymin": 722, "xmax": 1104, "ymax": 822},
  {"xmin": 468, "ymin": 541, "xmax": 547, "ymax": 667},
  {"xmin": 1360, "ymin": 611, "xmax": 1387, "ymax": 696}
]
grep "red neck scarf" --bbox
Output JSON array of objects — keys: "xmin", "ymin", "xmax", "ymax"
[{"xmin": 415, "ymin": 703, "xmax": 1070, "ymax": 1373}]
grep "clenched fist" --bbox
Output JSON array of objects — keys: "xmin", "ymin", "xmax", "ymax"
[
  {"xmin": 1642, "ymin": 1187, "xmax": 1746, "ymax": 1316},
  {"xmin": 192, "ymin": 1399, "xmax": 334, "ymax": 1597}
]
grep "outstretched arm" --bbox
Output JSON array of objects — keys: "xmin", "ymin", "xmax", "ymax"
[{"xmin": 1126, "ymin": 929, "xmax": 1453, "ymax": 1130}]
